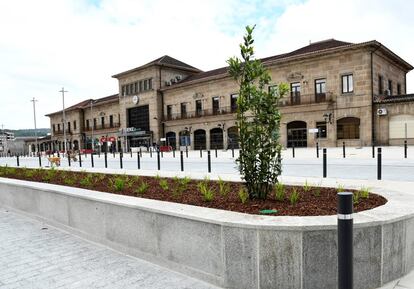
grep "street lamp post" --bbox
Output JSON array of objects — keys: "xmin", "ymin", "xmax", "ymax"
[
  {"xmin": 59, "ymin": 87, "xmax": 68, "ymax": 155},
  {"xmin": 30, "ymin": 98, "xmax": 38, "ymax": 155},
  {"xmin": 90, "ymin": 100, "xmax": 95, "ymax": 152}
]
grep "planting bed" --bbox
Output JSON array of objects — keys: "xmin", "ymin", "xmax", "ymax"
[{"xmin": 0, "ymin": 166, "xmax": 386, "ymax": 216}]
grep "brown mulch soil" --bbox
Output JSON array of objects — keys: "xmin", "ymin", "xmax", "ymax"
[{"xmin": 0, "ymin": 167, "xmax": 387, "ymax": 216}]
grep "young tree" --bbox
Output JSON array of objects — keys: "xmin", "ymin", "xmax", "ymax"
[{"xmin": 227, "ymin": 25, "xmax": 287, "ymax": 200}]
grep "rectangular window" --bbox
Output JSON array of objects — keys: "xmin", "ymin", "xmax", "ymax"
[
  {"xmin": 195, "ymin": 100, "xmax": 202, "ymax": 116},
  {"xmin": 122, "ymin": 85, "xmax": 126, "ymax": 96},
  {"xmin": 53, "ymin": 124, "xmax": 55, "ymax": 132},
  {"xmin": 316, "ymin": 122, "xmax": 327, "ymax": 138},
  {"xmin": 378, "ymin": 75, "xmax": 383, "ymax": 94},
  {"xmin": 212, "ymin": 96, "xmax": 220, "ymax": 114},
  {"xmin": 109, "ymin": 115, "xmax": 114, "ymax": 127},
  {"xmin": 388, "ymin": 80, "xmax": 393, "ymax": 95},
  {"xmin": 101, "ymin": 117, "xmax": 105, "ymax": 128},
  {"xmin": 144, "ymin": 80, "xmax": 148, "ymax": 91},
  {"xmin": 93, "ymin": 118, "xmax": 97, "ymax": 129},
  {"xmin": 148, "ymin": 78, "xmax": 153, "ymax": 90},
  {"xmin": 167, "ymin": 105, "xmax": 173, "ymax": 120},
  {"xmin": 397, "ymin": 83, "xmax": 401, "ymax": 95},
  {"xmin": 180, "ymin": 103, "xmax": 187, "ymax": 118},
  {"xmin": 74, "ymin": 121, "xmax": 77, "ymax": 130},
  {"xmin": 290, "ymin": 82, "xmax": 301, "ymax": 105},
  {"xmin": 315, "ymin": 79, "xmax": 326, "ymax": 102},
  {"xmin": 134, "ymin": 82, "xmax": 138, "ymax": 93},
  {"xmin": 342, "ymin": 74, "xmax": 353, "ymax": 93},
  {"xmin": 67, "ymin": 122, "xmax": 71, "ymax": 132},
  {"xmin": 86, "ymin": 120, "xmax": 89, "ymax": 130},
  {"xmin": 230, "ymin": 93, "xmax": 238, "ymax": 112},
  {"xmin": 268, "ymin": 85, "xmax": 278, "ymax": 94},
  {"xmin": 126, "ymin": 84, "xmax": 130, "ymax": 95},
  {"xmin": 129, "ymin": 84, "xmax": 133, "ymax": 94},
  {"xmin": 57, "ymin": 124, "xmax": 60, "ymax": 131},
  {"xmin": 139, "ymin": 81, "xmax": 143, "ymax": 92}
]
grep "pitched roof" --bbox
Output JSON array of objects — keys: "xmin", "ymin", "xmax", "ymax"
[
  {"xmin": 162, "ymin": 39, "xmax": 413, "ymax": 90},
  {"xmin": 374, "ymin": 94, "xmax": 414, "ymax": 104},
  {"xmin": 45, "ymin": 94, "xmax": 119, "ymax": 116},
  {"xmin": 112, "ymin": 55, "xmax": 202, "ymax": 78}
]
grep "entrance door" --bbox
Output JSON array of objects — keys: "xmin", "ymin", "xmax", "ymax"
[
  {"xmin": 194, "ymin": 129, "xmax": 206, "ymax": 150},
  {"xmin": 287, "ymin": 121, "xmax": 307, "ymax": 147}
]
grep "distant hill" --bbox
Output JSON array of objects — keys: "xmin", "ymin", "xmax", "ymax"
[{"xmin": 5, "ymin": 128, "xmax": 50, "ymax": 137}]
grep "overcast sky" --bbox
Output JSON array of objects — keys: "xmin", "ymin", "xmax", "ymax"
[{"xmin": 1, "ymin": 0, "xmax": 413, "ymax": 129}]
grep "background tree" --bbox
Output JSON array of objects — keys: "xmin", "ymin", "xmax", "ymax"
[{"xmin": 227, "ymin": 25, "xmax": 287, "ymax": 200}]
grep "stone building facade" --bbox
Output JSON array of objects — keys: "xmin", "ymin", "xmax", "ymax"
[{"xmin": 44, "ymin": 39, "xmax": 414, "ymax": 152}]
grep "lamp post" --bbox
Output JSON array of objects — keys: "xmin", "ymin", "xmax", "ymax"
[
  {"xmin": 30, "ymin": 98, "xmax": 38, "ymax": 154},
  {"xmin": 59, "ymin": 87, "xmax": 68, "ymax": 155},
  {"xmin": 218, "ymin": 122, "xmax": 226, "ymax": 150},
  {"xmin": 90, "ymin": 100, "xmax": 95, "ymax": 152}
]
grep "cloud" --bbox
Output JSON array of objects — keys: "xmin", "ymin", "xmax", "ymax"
[{"xmin": 0, "ymin": 0, "xmax": 413, "ymax": 129}]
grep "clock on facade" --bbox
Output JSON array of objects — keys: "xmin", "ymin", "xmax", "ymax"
[{"xmin": 132, "ymin": 95, "xmax": 139, "ymax": 105}]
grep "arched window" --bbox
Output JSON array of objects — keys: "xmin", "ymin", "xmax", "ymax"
[{"xmin": 337, "ymin": 117, "xmax": 360, "ymax": 139}]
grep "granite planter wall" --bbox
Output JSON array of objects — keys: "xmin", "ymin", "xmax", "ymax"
[{"xmin": 0, "ymin": 177, "xmax": 413, "ymax": 289}]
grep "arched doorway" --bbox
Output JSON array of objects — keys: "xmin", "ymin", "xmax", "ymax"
[
  {"xmin": 194, "ymin": 129, "xmax": 206, "ymax": 150},
  {"xmin": 287, "ymin": 121, "xmax": 307, "ymax": 147},
  {"xmin": 31, "ymin": 144, "xmax": 36, "ymax": 152},
  {"xmin": 337, "ymin": 117, "xmax": 360, "ymax": 139},
  {"xmin": 73, "ymin": 140, "xmax": 79, "ymax": 150},
  {"xmin": 166, "ymin": 132, "xmax": 177, "ymax": 149},
  {"xmin": 210, "ymin": 128, "xmax": 223, "ymax": 149},
  {"xmin": 227, "ymin": 126, "xmax": 239, "ymax": 149},
  {"xmin": 179, "ymin": 130, "xmax": 190, "ymax": 146}
]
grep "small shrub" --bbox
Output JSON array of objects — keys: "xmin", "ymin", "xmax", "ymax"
[
  {"xmin": 112, "ymin": 177, "xmax": 126, "ymax": 191},
  {"xmin": 218, "ymin": 177, "xmax": 230, "ymax": 196},
  {"xmin": 358, "ymin": 187, "xmax": 370, "ymax": 199},
  {"xmin": 238, "ymin": 187, "xmax": 249, "ymax": 204},
  {"xmin": 155, "ymin": 174, "xmax": 161, "ymax": 181},
  {"xmin": 313, "ymin": 183, "xmax": 322, "ymax": 197},
  {"xmin": 290, "ymin": 188, "xmax": 300, "ymax": 205},
  {"xmin": 24, "ymin": 169, "xmax": 35, "ymax": 178},
  {"xmin": 337, "ymin": 184, "xmax": 345, "ymax": 193},
  {"xmin": 303, "ymin": 180, "xmax": 312, "ymax": 193},
  {"xmin": 136, "ymin": 182, "xmax": 149, "ymax": 195},
  {"xmin": 197, "ymin": 179, "xmax": 214, "ymax": 202},
  {"xmin": 80, "ymin": 174, "xmax": 93, "ymax": 187},
  {"xmin": 353, "ymin": 191, "xmax": 360, "ymax": 204},
  {"xmin": 43, "ymin": 168, "xmax": 58, "ymax": 182},
  {"xmin": 159, "ymin": 179, "xmax": 169, "ymax": 191},
  {"xmin": 64, "ymin": 178, "xmax": 75, "ymax": 186},
  {"xmin": 274, "ymin": 182, "xmax": 285, "ymax": 201}
]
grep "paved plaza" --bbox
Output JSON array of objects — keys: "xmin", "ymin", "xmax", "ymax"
[
  {"xmin": 0, "ymin": 146, "xmax": 413, "ymax": 182},
  {"xmin": 0, "ymin": 209, "xmax": 218, "ymax": 289}
]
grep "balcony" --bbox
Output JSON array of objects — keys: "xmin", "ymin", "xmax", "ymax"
[
  {"xmin": 84, "ymin": 122, "xmax": 121, "ymax": 132},
  {"xmin": 53, "ymin": 129, "xmax": 72, "ymax": 136},
  {"xmin": 279, "ymin": 92, "xmax": 333, "ymax": 107},
  {"xmin": 163, "ymin": 106, "xmax": 236, "ymax": 121}
]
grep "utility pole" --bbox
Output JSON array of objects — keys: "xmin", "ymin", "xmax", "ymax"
[
  {"xmin": 30, "ymin": 98, "xmax": 38, "ymax": 154},
  {"xmin": 59, "ymin": 87, "xmax": 68, "ymax": 155},
  {"xmin": 90, "ymin": 100, "xmax": 95, "ymax": 152}
]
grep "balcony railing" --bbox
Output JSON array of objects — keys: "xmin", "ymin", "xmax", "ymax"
[
  {"xmin": 53, "ymin": 129, "xmax": 72, "ymax": 136},
  {"xmin": 280, "ymin": 92, "xmax": 333, "ymax": 107},
  {"xmin": 163, "ymin": 106, "xmax": 236, "ymax": 121},
  {"xmin": 84, "ymin": 122, "xmax": 121, "ymax": 132}
]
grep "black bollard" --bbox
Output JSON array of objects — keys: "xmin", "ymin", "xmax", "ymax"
[
  {"xmin": 200, "ymin": 149, "xmax": 202, "ymax": 158},
  {"xmin": 215, "ymin": 148, "xmax": 217, "ymax": 158},
  {"xmin": 137, "ymin": 152, "xmax": 140, "ymax": 169},
  {"xmin": 232, "ymin": 147, "xmax": 234, "ymax": 158},
  {"xmin": 316, "ymin": 142, "xmax": 319, "ymax": 158},
  {"xmin": 377, "ymin": 147, "xmax": 382, "ymax": 180},
  {"xmin": 130, "ymin": 150, "xmax": 132, "ymax": 158},
  {"xmin": 38, "ymin": 153, "xmax": 42, "ymax": 167},
  {"xmin": 68, "ymin": 153, "xmax": 71, "ymax": 167},
  {"xmin": 292, "ymin": 144, "xmax": 295, "ymax": 158},
  {"xmin": 338, "ymin": 192, "xmax": 354, "ymax": 289},
  {"xmin": 208, "ymin": 150, "xmax": 211, "ymax": 173},
  {"xmin": 91, "ymin": 152, "xmax": 94, "ymax": 168},
  {"xmin": 78, "ymin": 151, "xmax": 82, "ymax": 167},
  {"xmin": 372, "ymin": 144, "xmax": 375, "ymax": 158},
  {"xmin": 180, "ymin": 151, "xmax": 184, "ymax": 171},
  {"xmin": 16, "ymin": 155, "xmax": 19, "ymax": 167},
  {"xmin": 343, "ymin": 142, "xmax": 346, "ymax": 158},
  {"xmin": 104, "ymin": 150, "xmax": 108, "ymax": 168},
  {"xmin": 157, "ymin": 150, "xmax": 160, "ymax": 170},
  {"xmin": 404, "ymin": 140, "xmax": 407, "ymax": 159},
  {"xmin": 150, "ymin": 148, "xmax": 152, "ymax": 158},
  {"xmin": 173, "ymin": 148, "xmax": 175, "ymax": 158},
  {"xmin": 120, "ymin": 151, "xmax": 123, "ymax": 169},
  {"xmin": 323, "ymin": 148, "xmax": 327, "ymax": 178},
  {"xmin": 186, "ymin": 146, "xmax": 188, "ymax": 158}
]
